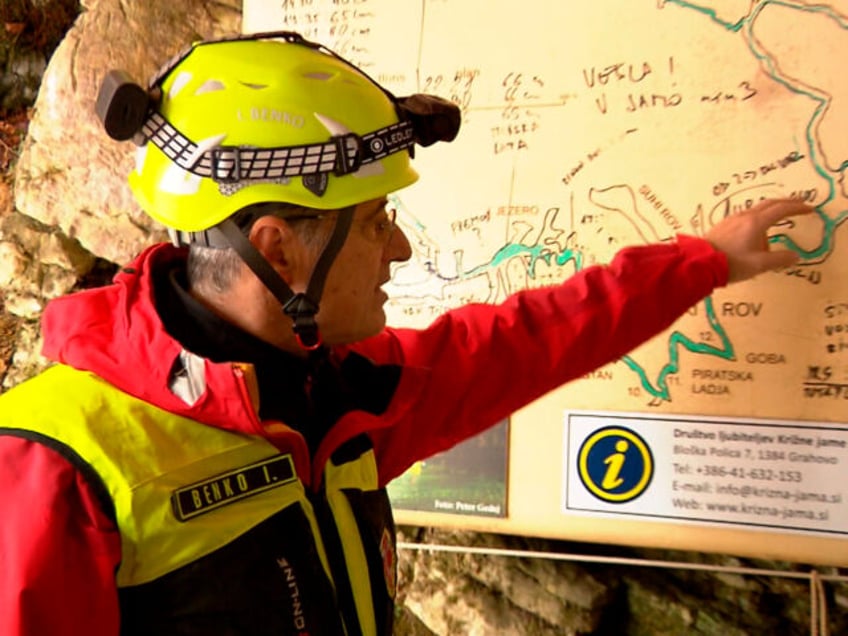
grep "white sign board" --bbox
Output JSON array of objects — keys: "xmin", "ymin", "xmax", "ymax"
[
  {"xmin": 243, "ymin": 0, "xmax": 848, "ymax": 564},
  {"xmin": 565, "ymin": 412, "xmax": 848, "ymax": 536}
]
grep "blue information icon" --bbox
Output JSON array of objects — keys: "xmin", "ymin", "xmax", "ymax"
[{"xmin": 577, "ymin": 426, "xmax": 654, "ymax": 503}]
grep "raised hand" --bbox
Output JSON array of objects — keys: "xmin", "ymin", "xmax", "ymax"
[{"xmin": 705, "ymin": 198, "xmax": 816, "ymax": 284}]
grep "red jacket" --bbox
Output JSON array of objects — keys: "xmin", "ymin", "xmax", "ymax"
[{"xmin": 0, "ymin": 237, "xmax": 726, "ymax": 635}]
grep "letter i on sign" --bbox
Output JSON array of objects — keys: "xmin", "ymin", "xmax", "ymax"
[
  {"xmin": 578, "ymin": 427, "xmax": 654, "ymax": 503},
  {"xmin": 601, "ymin": 440, "xmax": 629, "ymax": 489}
]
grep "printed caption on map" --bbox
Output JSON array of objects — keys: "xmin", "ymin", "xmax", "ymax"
[{"xmin": 564, "ymin": 412, "xmax": 848, "ymax": 535}]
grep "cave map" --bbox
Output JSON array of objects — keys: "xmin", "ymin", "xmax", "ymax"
[{"xmin": 246, "ymin": 1, "xmax": 848, "ymax": 526}]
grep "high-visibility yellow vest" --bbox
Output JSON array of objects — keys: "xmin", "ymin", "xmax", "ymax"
[{"xmin": 1, "ymin": 363, "xmax": 397, "ymax": 636}]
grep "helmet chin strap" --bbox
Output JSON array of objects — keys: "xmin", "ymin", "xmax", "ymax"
[{"xmin": 214, "ymin": 205, "xmax": 356, "ymax": 351}]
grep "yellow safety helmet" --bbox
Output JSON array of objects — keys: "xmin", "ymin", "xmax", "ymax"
[
  {"xmin": 97, "ymin": 31, "xmax": 459, "ymax": 232},
  {"xmin": 96, "ymin": 32, "xmax": 460, "ymax": 349}
]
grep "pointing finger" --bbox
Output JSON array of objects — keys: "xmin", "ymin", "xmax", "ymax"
[{"xmin": 749, "ymin": 198, "xmax": 816, "ymax": 227}]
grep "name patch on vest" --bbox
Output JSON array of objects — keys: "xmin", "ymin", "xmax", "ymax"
[{"xmin": 171, "ymin": 454, "xmax": 296, "ymax": 521}]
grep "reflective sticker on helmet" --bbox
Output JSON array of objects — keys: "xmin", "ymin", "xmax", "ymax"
[
  {"xmin": 195, "ymin": 79, "xmax": 226, "ymax": 96},
  {"xmin": 134, "ymin": 144, "xmax": 148, "ymax": 175},
  {"xmin": 352, "ymin": 162, "xmax": 385, "ymax": 178},
  {"xmin": 160, "ymin": 163, "xmax": 202, "ymax": 195},
  {"xmin": 169, "ymin": 71, "xmax": 193, "ymax": 100},
  {"xmin": 314, "ymin": 112, "xmax": 348, "ymax": 137},
  {"xmin": 187, "ymin": 133, "xmax": 228, "ymax": 170}
]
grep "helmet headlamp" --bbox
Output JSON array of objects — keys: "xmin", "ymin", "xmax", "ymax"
[{"xmin": 95, "ymin": 31, "xmax": 460, "ymax": 159}]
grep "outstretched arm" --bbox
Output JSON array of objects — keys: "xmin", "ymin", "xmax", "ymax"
[
  {"xmin": 364, "ymin": 197, "xmax": 814, "ymax": 480},
  {"xmin": 705, "ymin": 197, "xmax": 815, "ymax": 284}
]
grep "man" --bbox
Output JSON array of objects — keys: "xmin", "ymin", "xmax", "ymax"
[{"xmin": 0, "ymin": 32, "xmax": 813, "ymax": 636}]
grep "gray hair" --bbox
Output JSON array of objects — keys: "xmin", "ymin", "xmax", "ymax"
[{"xmin": 186, "ymin": 203, "xmax": 335, "ymax": 295}]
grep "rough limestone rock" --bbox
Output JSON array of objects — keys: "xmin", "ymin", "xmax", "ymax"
[
  {"xmin": 397, "ymin": 530, "xmax": 615, "ymax": 635},
  {"xmin": 13, "ymin": 0, "xmax": 242, "ymax": 266}
]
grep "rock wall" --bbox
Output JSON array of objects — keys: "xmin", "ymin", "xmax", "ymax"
[
  {"xmin": 396, "ymin": 527, "xmax": 848, "ymax": 635},
  {"xmin": 2, "ymin": 0, "xmax": 246, "ymax": 384},
  {"xmin": 14, "ymin": 0, "xmax": 243, "ymax": 265},
  {"xmin": 0, "ymin": 2, "xmax": 846, "ymax": 634}
]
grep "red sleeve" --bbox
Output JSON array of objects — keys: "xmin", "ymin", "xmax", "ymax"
[
  {"xmin": 362, "ymin": 235, "xmax": 728, "ymax": 482},
  {"xmin": 0, "ymin": 435, "xmax": 122, "ymax": 636}
]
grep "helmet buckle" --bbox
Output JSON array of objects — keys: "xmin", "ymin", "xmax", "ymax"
[
  {"xmin": 282, "ymin": 293, "xmax": 323, "ymax": 350},
  {"xmin": 332, "ymin": 133, "xmax": 363, "ymax": 176},
  {"xmin": 210, "ymin": 146, "xmax": 242, "ymax": 184}
]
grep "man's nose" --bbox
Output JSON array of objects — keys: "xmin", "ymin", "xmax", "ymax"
[{"xmin": 386, "ymin": 224, "xmax": 412, "ymax": 263}]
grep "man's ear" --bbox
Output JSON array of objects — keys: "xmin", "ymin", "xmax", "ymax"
[{"xmin": 247, "ymin": 215, "xmax": 306, "ymax": 285}]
